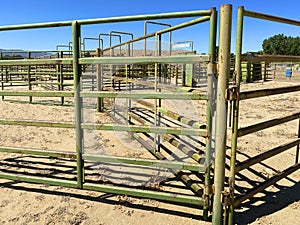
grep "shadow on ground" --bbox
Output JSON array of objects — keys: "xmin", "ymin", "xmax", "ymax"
[{"xmin": 234, "ymin": 180, "xmax": 300, "ymax": 225}]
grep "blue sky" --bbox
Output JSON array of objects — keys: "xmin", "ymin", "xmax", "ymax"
[{"xmin": 0, "ymin": 0, "xmax": 299, "ymax": 53}]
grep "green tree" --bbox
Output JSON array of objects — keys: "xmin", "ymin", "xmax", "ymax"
[{"xmin": 262, "ymin": 34, "xmax": 300, "ymax": 56}]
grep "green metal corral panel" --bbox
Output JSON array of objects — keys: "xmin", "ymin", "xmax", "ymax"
[{"xmin": 184, "ymin": 64, "xmax": 193, "ymax": 87}]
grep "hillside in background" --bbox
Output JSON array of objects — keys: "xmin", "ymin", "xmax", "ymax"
[{"xmin": 0, "ymin": 49, "xmax": 53, "ymax": 58}]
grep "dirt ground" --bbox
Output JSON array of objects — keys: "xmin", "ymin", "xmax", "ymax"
[{"xmin": 0, "ymin": 80, "xmax": 299, "ymax": 225}]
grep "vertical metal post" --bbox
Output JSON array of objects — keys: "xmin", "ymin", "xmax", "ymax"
[
  {"xmin": 82, "ymin": 38, "xmax": 86, "ymax": 53},
  {"xmin": 125, "ymin": 44, "xmax": 129, "ymax": 124},
  {"xmin": 27, "ymin": 51, "xmax": 32, "ymax": 103},
  {"xmin": 5, "ymin": 66, "xmax": 8, "ymax": 87},
  {"xmin": 56, "ymin": 52, "xmax": 60, "ymax": 92},
  {"xmin": 228, "ymin": 6, "xmax": 244, "ymax": 225},
  {"xmin": 154, "ymin": 33, "xmax": 159, "ymax": 153},
  {"xmin": 144, "ymin": 22, "xmax": 147, "ymax": 57},
  {"xmin": 246, "ymin": 61, "xmax": 251, "ymax": 83},
  {"xmin": 0, "ymin": 52, "xmax": 4, "ymax": 101},
  {"xmin": 72, "ymin": 21, "xmax": 84, "ymax": 189},
  {"xmin": 91, "ymin": 66, "xmax": 95, "ymax": 91},
  {"xmin": 296, "ymin": 118, "xmax": 300, "ymax": 164},
  {"xmin": 212, "ymin": 4, "xmax": 232, "ymax": 225},
  {"xmin": 126, "ymin": 43, "xmax": 132, "ymax": 124},
  {"xmin": 98, "ymin": 38, "xmax": 104, "ymax": 50},
  {"xmin": 203, "ymin": 7, "xmax": 217, "ymax": 220},
  {"xmin": 209, "ymin": 8, "xmax": 217, "ymax": 65},
  {"xmin": 175, "ymin": 66, "xmax": 178, "ymax": 86},
  {"xmin": 60, "ymin": 51, "xmax": 64, "ymax": 105},
  {"xmin": 96, "ymin": 48, "xmax": 103, "ymax": 112},
  {"xmin": 109, "ymin": 33, "xmax": 122, "ymax": 115},
  {"xmin": 263, "ymin": 62, "xmax": 267, "ymax": 82},
  {"xmin": 109, "ymin": 35, "xmax": 115, "ymax": 114},
  {"xmin": 157, "ymin": 33, "xmax": 162, "ymax": 152}
]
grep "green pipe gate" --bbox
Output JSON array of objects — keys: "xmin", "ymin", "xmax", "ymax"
[
  {"xmin": 0, "ymin": 4, "xmax": 299, "ymax": 225},
  {"xmin": 226, "ymin": 6, "xmax": 300, "ymax": 224}
]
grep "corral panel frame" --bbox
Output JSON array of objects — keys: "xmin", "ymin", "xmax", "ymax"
[{"xmin": 0, "ymin": 7, "xmax": 219, "ymax": 222}]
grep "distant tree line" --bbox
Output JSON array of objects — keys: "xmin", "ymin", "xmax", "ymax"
[{"xmin": 262, "ymin": 34, "xmax": 300, "ymax": 56}]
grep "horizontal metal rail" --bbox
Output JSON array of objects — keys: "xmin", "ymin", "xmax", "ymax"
[
  {"xmin": 31, "ymin": 82, "xmax": 61, "ymax": 86},
  {"xmin": 0, "ymin": 58, "xmax": 72, "ymax": 66},
  {"xmin": 239, "ymin": 85, "xmax": 300, "ymax": 100},
  {"xmin": 1, "ymin": 81, "xmax": 27, "ymax": 84},
  {"xmin": 1, "ymin": 82, "xmax": 62, "ymax": 87},
  {"xmin": 82, "ymin": 123, "xmax": 207, "ymax": 136},
  {"xmin": 0, "ymin": 54, "xmax": 209, "ymax": 67},
  {"xmin": 158, "ymin": 17, "xmax": 210, "ymax": 35},
  {"xmin": 2, "ymin": 99, "xmax": 73, "ymax": 107},
  {"xmin": 241, "ymin": 55, "xmax": 300, "ymax": 63},
  {"xmin": 0, "ymin": 146, "xmax": 76, "ymax": 159},
  {"xmin": 0, "ymin": 172, "xmax": 78, "ymax": 188},
  {"xmin": 0, "ymin": 50, "xmax": 63, "ymax": 53},
  {"xmin": 0, "ymin": 171, "xmax": 206, "ymax": 206},
  {"xmin": 83, "ymin": 182, "xmax": 207, "ymax": 206},
  {"xmin": 0, "ymin": 119, "xmax": 74, "ymax": 128},
  {"xmin": 233, "ymin": 163, "xmax": 300, "ymax": 208},
  {"xmin": 6, "ymin": 71, "xmax": 72, "ymax": 76},
  {"xmin": 80, "ymin": 55, "xmax": 210, "ymax": 64},
  {"xmin": 235, "ymin": 138, "xmax": 300, "ymax": 173},
  {"xmin": 0, "ymin": 90, "xmax": 206, "ymax": 100},
  {"xmin": 244, "ymin": 9, "xmax": 300, "ymax": 26},
  {"xmin": 0, "ymin": 90, "xmax": 74, "ymax": 97},
  {"xmin": 112, "ymin": 76, "xmax": 205, "ymax": 95},
  {"xmin": 83, "ymin": 154, "xmax": 205, "ymax": 172},
  {"xmin": 6, "ymin": 72, "xmax": 56, "ymax": 75},
  {"xmin": 0, "ymin": 22, "xmax": 72, "ymax": 31},
  {"xmin": 238, "ymin": 112, "xmax": 300, "ymax": 137},
  {"xmin": 80, "ymin": 91, "xmax": 207, "ymax": 100},
  {"xmin": 0, "ymin": 9, "xmax": 212, "ymax": 31},
  {"xmin": 0, "ymin": 119, "xmax": 207, "ymax": 136},
  {"xmin": 78, "ymin": 9, "xmax": 212, "ymax": 26}
]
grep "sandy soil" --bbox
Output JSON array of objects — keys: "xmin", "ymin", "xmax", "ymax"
[{"xmin": 0, "ymin": 80, "xmax": 299, "ymax": 225}]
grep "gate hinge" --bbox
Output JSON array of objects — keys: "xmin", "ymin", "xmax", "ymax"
[
  {"xmin": 207, "ymin": 62, "xmax": 218, "ymax": 77},
  {"xmin": 204, "ymin": 184, "xmax": 214, "ymax": 195},
  {"xmin": 221, "ymin": 189, "xmax": 233, "ymax": 207},
  {"xmin": 226, "ymin": 86, "xmax": 239, "ymax": 101}
]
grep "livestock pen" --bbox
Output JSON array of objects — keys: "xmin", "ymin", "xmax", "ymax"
[{"xmin": 0, "ymin": 4, "xmax": 299, "ymax": 225}]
